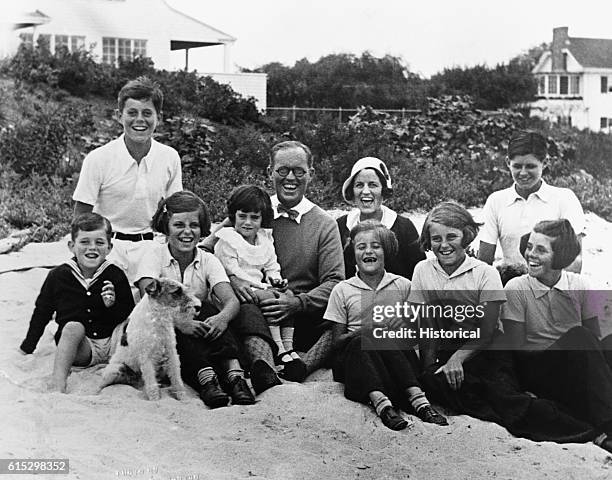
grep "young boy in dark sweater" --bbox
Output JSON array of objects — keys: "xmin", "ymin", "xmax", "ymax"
[{"xmin": 19, "ymin": 213, "xmax": 134, "ymax": 392}]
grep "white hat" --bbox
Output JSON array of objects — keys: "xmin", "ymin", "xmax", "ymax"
[{"xmin": 341, "ymin": 157, "xmax": 392, "ymax": 202}]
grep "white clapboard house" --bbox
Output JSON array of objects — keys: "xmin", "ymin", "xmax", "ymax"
[
  {"xmin": 531, "ymin": 26, "xmax": 612, "ymax": 132},
  {"xmin": 1, "ymin": 0, "xmax": 267, "ymax": 109}
]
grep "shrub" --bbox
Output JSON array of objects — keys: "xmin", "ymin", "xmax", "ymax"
[
  {"xmin": 0, "ymin": 91, "xmax": 95, "ymax": 177},
  {"xmin": 0, "ymin": 166, "xmax": 73, "ymax": 241},
  {"xmin": 183, "ymin": 163, "xmax": 266, "ymax": 222},
  {"xmin": 8, "ymin": 42, "xmax": 259, "ymax": 126}
]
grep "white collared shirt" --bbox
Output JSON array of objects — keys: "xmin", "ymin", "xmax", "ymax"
[
  {"xmin": 214, "ymin": 227, "xmax": 281, "ymax": 287},
  {"xmin": 271, "ymin": 195, "xmax": 315, "ymax": 224},
  {"xmin": 479, "ymin": 181, "xmax": 585, "ymax": 265},
  {"xmin": 408, "ymin": 256, "xmax": 506, "ymax": 321},
  {"xmin": 324, "ymin": 271, "xmax": 411, "ymax": 333},
  {"xmin": 73, "ymin": 135, "xmax": 182, "ymax": 234},
  {"xmin": 345, "ymin": 205, "xmax": 398, "ymax": 231},
  {"xmin": 502, "ymin": 271, "xmax": 601, "ymax": 347},
  {"xmin": 135, "ymin": 243, "xmax": 229, "ymax": 302}
]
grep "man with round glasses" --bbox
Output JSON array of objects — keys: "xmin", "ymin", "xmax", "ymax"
[{"xmin": 228, "ymin": 140, "xmax": 345, "ymax": 392}]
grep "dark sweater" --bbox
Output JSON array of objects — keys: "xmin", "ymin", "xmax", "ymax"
[
  {"xmin": 337, "ymin": 213, "xmax": 425, "ymax": 280},
  {"xmin": 273, "ymin": 205, "xmax": 345, "ymax": 312},
  {"xmin": 20, "ymin": 261, "xmax": 134, "ymax": 353}
]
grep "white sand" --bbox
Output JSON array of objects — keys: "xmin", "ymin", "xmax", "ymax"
[{"xmin": 1, "ymin": 212, "xmax": 612, "ymax": 479}]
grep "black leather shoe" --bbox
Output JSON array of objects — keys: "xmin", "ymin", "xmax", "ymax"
[
  {"xmin": 380, "ymin": 406, "xmax": 408, "ymax": 431},
  {"xmin": 198, "ymin": 377, "xmax": 230, "ymax": 409},
  {"xmin": 228, "ymin": 377, "xmax": 256, "ymax": 405},
  {"xmin": 416, "ymin": 405, "xmax": 449, "ymax": 426},
  {"xmin": 279, "ymin": 358, "xmax": 308, "ymax": 383},
  {"xmin": 250, "ymin": 360, "xmax": 282, "ymax": 395}
]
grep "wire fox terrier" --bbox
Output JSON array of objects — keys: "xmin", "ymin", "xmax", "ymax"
[{"xmin": 99, "ymin": 277, "xmax": 199, "ymax": 400}]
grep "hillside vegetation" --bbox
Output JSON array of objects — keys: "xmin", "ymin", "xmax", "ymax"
[{"xmin": 1, "ymin": 44, "xmax": 612, "ymax": 243}]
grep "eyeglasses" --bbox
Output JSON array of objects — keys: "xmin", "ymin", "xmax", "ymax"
[{"xmin": 274, "ymin": 166, "xmax": 308, "ymax": 178}]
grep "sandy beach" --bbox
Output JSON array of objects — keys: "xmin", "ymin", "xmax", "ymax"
[{"xmin": 1, "ymin": 211, "xmax": 612, "ymax": 480}]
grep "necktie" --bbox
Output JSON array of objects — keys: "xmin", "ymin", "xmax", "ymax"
[{"xmin": 277, "ymin": 204, "xmax": 299, "ymax": 221}]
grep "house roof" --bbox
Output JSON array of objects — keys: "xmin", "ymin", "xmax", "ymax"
[
  {"xmin": 163, "ymin": 0, "xmax": 235, "ymax": 46},
  {"xmin": 567, "ymin": 37, "xmax": 612, "ymax": 69},
  {"xmin": 3, "ymin": 8, "xmax": 50, "ymax": 29},
  {"xmin": 14, "ymin": 0, "xmax": 234, "ymax": 48}
]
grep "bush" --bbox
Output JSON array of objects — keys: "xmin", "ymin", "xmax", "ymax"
[
  {"xmin": 8, "ymin": 42, "xmax": 259, "ymax": 126},
  {"xmin": 0, "ymin": 90, "xmax": 95, "ymax": 177},
  {"xmin": 555, "ymin": 172, "xmax": 612, "ymax": 222},
  {"xmin": 183, "ymin": 163, "xmax": 266, "ymax": 222},
  {"xmin": 0, "ymin": 167, "xmax": 73, "ymax": 241}
]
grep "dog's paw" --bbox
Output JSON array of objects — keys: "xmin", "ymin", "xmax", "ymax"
[
  {"xmin": 145, "ymin": 387, "xmax": 162, "ymax": 401},
  {"xmin": 173, "ymin": 388, "xmax": 188, "ymax": 401}
]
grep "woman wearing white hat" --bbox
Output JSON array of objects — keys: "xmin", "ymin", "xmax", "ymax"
[{"xmin": 337, "ymin": 157, "xmax": 425, "ymax": 279}]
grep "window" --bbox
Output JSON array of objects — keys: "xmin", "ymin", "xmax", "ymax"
[
  {"xmin": 537, "ymin": 76, "xmax": 546, "ymax": 95},
  {"xmin": 55, "ymin": 34, "xmax": 69, "ymax": 52},
  {"xmin": 562, "ymin": 53, "xmax": 568, "ymax": 70},
  {"xmin": 559, "ymin": 76, "xmax": 568, "ymax": 95},
  {"xmin": 71, "ymin": 36, "xmax": 85, "ymax": 51},
  {"xmin": 102, "ymin": 37, "xmax": 116, "ymax": 65},
  {"xmin": 102, "ymin": 37, "xmax": 147, "ymax": 65},
  {"xmin": 602, "ymin": 76, "xmax": 608, "ymax": 93},
  {"xmin": 548, "ymin": 75, "xmax": 557, "ymax": 94},
  {"xmin": 117, "ymin": 38, "xmax": 131, "ymax": 61},
  {"xmin": 570, "ymin": 76, "xmax": 580, "ymax": 95},
  {"xmin": 19, "ymin": 33, "xmax": 33, "ymax": 47},
  {"xmin": 133, "ymin": 39, "xmax": 147, "ymax": 57},
  {"xmin": 601, "ymin": 118, "xmax": 608, "ymax": 129}
]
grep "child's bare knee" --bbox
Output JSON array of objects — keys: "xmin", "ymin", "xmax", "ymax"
[{"xmin": 61, "ymin": 322, "xmax": 86, "ymax": 339}]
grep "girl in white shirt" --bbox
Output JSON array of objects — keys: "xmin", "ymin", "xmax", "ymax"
[{"xmin": 214, "ymin": 185, "xmax": 306, "ymax": 381}]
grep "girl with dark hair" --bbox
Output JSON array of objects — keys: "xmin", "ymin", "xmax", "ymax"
[
  {"xmin": 336, "ymin": 157, "xmax": 424, "ymax": 280},
  {"xmin": 502, "ymin": 219, "xmax": 612, "ymax": 453},
  {"xmin": 213, "ymin": 185, "xmax": 307, "ymax": 380},
  {"xmin": 479, "ymin": 130, "xmax": 585, "ymax": 272},
  {"xmin": 136, "ymin": 191, "xmax": 255, "ymax": 408},
  {"xmin": 325, "ymin": 220, "xmax": 447, "ymax": 430}
]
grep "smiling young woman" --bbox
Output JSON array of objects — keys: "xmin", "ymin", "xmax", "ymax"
[
  {"xmin": 502, "ymin": 219, "xmax": 612, "ymax": 453},
  {"xmin": 336, "ymin": 157, "xmax": 424, "ymax": 280}
]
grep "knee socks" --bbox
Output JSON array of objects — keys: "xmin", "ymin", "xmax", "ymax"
[
  {"xmin": 369, "ymin": 390, "xmax": 393, "ymax": 416},
  {"xmin": 406, "ymin": 386, "xmax": 430, "ymax": 412},
  {"xmin": 197, "ymin": 367, "xmax": 216, "ymax": 386}
]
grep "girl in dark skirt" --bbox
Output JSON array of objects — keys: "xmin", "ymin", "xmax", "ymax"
[
  {"xmin": 502, "ymin": 219, "xmax": 612, "ymax": 452},
  {"xmin": 324, "ymin": 220, "xmax": 447, "ymax": 431},
  {"xmin": 413, "ymin": 206, "xmax": 603, "ymax": 445},
  {"xmin": 136, "ymin": 191, "xmax": 255, "ymax": 408}
]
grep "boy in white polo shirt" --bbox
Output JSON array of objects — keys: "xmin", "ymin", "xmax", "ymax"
[
  {"xmin": 73, "ymin": 76, "xmax": 182, "ymax": 292},
  {"xmin": 478, "ymin": 130, "xmax": 584, "ymax": 272}
]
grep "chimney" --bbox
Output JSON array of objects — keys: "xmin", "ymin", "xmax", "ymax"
[{"xmin": 551, "ymin": 27, "xmax": 569, "ymax": 71}]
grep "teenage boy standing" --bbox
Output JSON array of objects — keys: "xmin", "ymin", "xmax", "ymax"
[{"xmin": 73, "ymin": 77, "xmax": 182, "ymax": 292}]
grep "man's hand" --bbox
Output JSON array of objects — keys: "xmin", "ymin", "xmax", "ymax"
[
  {"xmin": 101, "ymin": 280, "xmax": 116, "ymax": 308},
  {"xmin": 229, "ymin": 276, "xmax": 261, "ymax": 304},
  {"xmin": 259, "ymin": 290, "xmax": 301, "ymax": 324}
]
